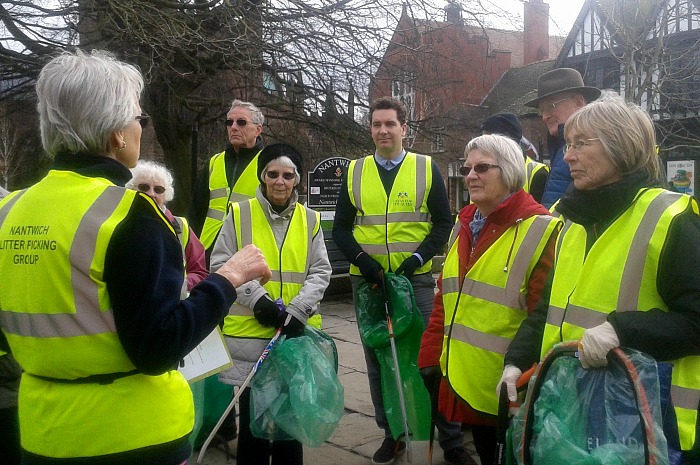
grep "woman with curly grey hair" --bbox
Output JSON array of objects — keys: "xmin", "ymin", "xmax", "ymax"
[{"xmin": 127, "ymin": 160, "xmax": 208, "ymax": 293}]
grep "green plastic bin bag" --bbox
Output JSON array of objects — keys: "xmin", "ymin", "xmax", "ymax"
[
  {"xmin": 377, "ymin": 316, "xmax": 432, "ymax": 441},
  {"xmin": 355, "ymin": 273, "xmax": 416, "ymax": 349},
  {"xmin": 355, "ymin": 273, "xmax": 432, "ymax": 441},
  {"xmin": 249, "ymin": 326, "xmax": 344, "ymax": 447},
  {"xmin": 510, "ymin": 344, "xmax": 670, "ymax": 465},
  {"xmin": 190, "ymin": 375, "xmax": 234, "ymax": 448},
  {"xmin": 188, "ymin": 377, "xmax": 205, "ymax": 447}
]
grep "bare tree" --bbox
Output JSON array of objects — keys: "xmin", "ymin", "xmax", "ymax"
[
  {"xmin": 573, "ymin": 1, "xmax": 700, "ymax": 157},
  {"xmin": 0, "ymin": 0, "xmax": 399, "ymax": 208},
  {"xmin": 0, "ymin": 116, "xmax": 19, "ymax": 189},
  {"xmin": 0, "ymin": 0, "xmax": 524, "ymax": 208}
]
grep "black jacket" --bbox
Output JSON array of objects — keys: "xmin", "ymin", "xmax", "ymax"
[
  {"xmin": 22, "ymin": 154, "xmax": 237, "ymax": 465},
  {"xmin": 188, "ymin": 139, "xmax": 264, "ymax": 236},
  {"xmin": 505, "ymin": 171, "xmax": 700, "ymax": 370}
]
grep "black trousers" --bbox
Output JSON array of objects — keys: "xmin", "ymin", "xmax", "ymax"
[
  {"xmin": 0, "ymin": 406, "xmax": 20, "ymax": 465},
  {"xmin": 471, "ymin": 424, "xmax": 497, "ymax": 465},
  {"xmin": 237, "ymin": 387, "xmax": 303, "ymax": 465}
]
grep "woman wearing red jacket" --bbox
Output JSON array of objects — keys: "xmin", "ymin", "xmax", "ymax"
[{"xmin": 418, "ymin": 134, "xmax": 560, "ymax": 464}]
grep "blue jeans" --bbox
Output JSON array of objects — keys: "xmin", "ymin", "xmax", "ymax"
[{"xmin": 352, "ymin": 274, "xmax": 464, "ymax": 452}]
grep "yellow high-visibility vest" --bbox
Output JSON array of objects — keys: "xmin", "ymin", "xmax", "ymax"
[
  {"xmin": 172, "ymin": 215, "xmax": 190, "ymax": 299},
  {"xmin": 222, "ymin": 198, "xmax": 322, "ymax": 339},
  {"xmin": 200, "ymin": 150, "xmax": 260, "ymax": 249},
  {"xmin": 0, "ymin": 171, "xmax": 191, "ymax": 458},
  {"xmin": 524, "ymin": 156, "xmax": 549, "ymax": 194},
  {"xmin": 441, "ymin": 215, "xmax": 560, "ymax": 415},
  {"xmin": 542, "ymin": 188, "xmax": 700, "ymax": 451},
  {"xmin": 347, "ymin": 153, "xmax": 433, "ymax": 275}
]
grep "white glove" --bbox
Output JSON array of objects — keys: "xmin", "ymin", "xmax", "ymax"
[
  {"xmin": 497, "ymin": 365, "xmax": 522, "ymax": 403},
  {"xmin": 578, "ymin": 321, "xmax": 620, "ymax": 369}
]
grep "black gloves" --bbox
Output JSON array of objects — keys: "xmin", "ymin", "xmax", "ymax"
[
  {"xmin": 419, "ymin": 365, "xmax": 442, "ymax": 396},
  {"xmin": 255, "ymin": 295, "xmax": 305, "ymax": 338},
  {"xmin": 355, "ymin": 252, "xmax": 384, "ymax": 285},
  {"xmin": 253, "ymin": 295, "xmax": 281, "ymax": 327},
  {"xmin": 280, "ymin": 313, "xmax": 305, "ymax": 338},
  {"xmin": 395, "ymin": 255, "xmax": 422, "ymax": 278}
]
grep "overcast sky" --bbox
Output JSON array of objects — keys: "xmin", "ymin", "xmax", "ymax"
[
  {"xmin": 547, "ymin": 0, "xmax": 586, "ymax": 35},
  {"xmin": 489, "ymin": 0, "xmax": 586, "ymax": 36}
]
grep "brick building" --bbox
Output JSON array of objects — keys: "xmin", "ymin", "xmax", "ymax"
[{"xmin": 369, "ymin": 0, "xmax": 564, "ymax": 211}]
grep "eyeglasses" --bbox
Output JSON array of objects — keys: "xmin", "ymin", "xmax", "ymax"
[
  {"xmin": 137, "ymin": 183, "xmax": 166, "ymax": 194},
  {"xmin": 265, "ymin": 171, "xmax": 296, "ymax": 181},
  {"xmin": 564, "ymin": 138, "xmax": 600, "ymax": 152},
  {"xmin": 459, "ymin": 163, "xmax": 501, "ymax": 176},
  {"xmin": 538, "ymin": 96, "xmax": 574, "ymax": 116},
  {"xmin": 225, "ymin": 118, "xmax": 253, "ymax": 127},
  {"xmin": 135, "ymin": 113, "xmax": 150, "ymax": 129}
]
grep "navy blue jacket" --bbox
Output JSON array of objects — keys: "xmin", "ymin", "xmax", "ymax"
[{"xmin": 541, "ymin": 124, "xmax": 572, "ymax": 209}]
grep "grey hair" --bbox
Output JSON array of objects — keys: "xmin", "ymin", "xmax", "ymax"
[
  {"xmin": 465, "ymin": 134, "xmax": 526, "ymax": 192},
  {"xmin": 564, "ymin": 94, "xmax": 660, "ymax": 181},
  {"xmin": 36, "ymin": 49, "xmax": 144, "ymax": 158},
  {"xmin": 260, "ymin": 156, "xmax": 301, "ymax": 186},
  {"xmin": 229, "ymin": 99, "xmax": 265, "ymax": 125},
  {"xmin": 125, "ymin": 160, "xmax": 175, "ymax": 203}
]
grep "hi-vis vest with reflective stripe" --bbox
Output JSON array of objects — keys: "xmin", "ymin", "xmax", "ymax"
[
  {"xmin": 440, "ymin": 215, "xmax": 560, "ymax": 415},
  {"xmin": 200, "ymin": 150, "xmax": 260, "ymax": 249},
  {"xmin": 0, "ymin": 171, "xmax": 192, "ymax": 458},
  {"xmin": 172, "ymin": 215, "xmax": 190, "ymax": 299},
  {"xmin": 542, "ymin": 188, "xmax": 700, "ymax": 451},
  {"xmin": 222, "ymin": 198, "xmax": 322, "ymax": 339},
  {"xmin": 524, "ymin": 157, "xmax": 549, "ymax": 194},
  {"xmin": 348, "ymin": 153, "xmax": 433, "ymax": 275}
]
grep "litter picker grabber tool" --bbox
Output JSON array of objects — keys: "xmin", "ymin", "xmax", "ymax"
[
  {"xmin": 494, "ymin": 382, "xmax": 510, "ymax": 465},
  {"xmin": 380, "ymin": 275, "xmax": 414, "ymax": 462},
  {"xmin": 494, "ymin": 364, "xmax": 535, "ymax": 465},
  {"xmin": 197, "ymin": 322, "xmax": 286, "ymax": 464}
]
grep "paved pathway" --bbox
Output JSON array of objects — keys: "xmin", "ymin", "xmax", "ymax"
[{"xmin": 191, "ymin": 284, "xmax": 480, "ymax": 465}]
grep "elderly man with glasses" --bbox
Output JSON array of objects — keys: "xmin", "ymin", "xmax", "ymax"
[
  {"xmin": 187, "ymin": 99, "xmax": 265, "ymax": 445},
  {"xmin": 524, "ymin": 68, "xmax": 600, "ymax": 209},
  {"xmin": 188, "ymin": 99, "xmax": 265, "ymax": 258}
]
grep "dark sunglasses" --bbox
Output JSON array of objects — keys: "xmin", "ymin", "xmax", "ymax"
[
  {"xmin": 225, "ymin": 118, "xmax": 252, "ymax": 127},
  {"xmin": 137, "ymin": 183, "xmax": 166, "ymax": 194},
  {"xmin": 265, "ymin": 171, "xmax": 296, "ymax": 181},
  {"xmin": 135, "ymin": 113, "xmax": 150, "ymax": 129},
  {"xmin": 459, "ymin": 163, "xmax": 501, "ymax": 176}
]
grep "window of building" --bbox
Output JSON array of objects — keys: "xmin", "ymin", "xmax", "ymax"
[
  {"xmin": 391, "ymin": 71, "xmax": 416, "ymax": 141},
  {"xmin": 431, "ymin": 128, "xmax": 445, "ymax": 153}
]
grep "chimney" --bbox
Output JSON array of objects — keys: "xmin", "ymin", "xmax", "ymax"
[
  {"xmin": 524, "ymin": 0, "xmax": 550, "ymax": 65},
  {"xmin": 444, "ymin": 1, "xmax": 463, "ymax": 25}
]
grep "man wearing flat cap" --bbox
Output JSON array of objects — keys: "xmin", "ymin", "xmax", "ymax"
[{"xmin": 525, "ymin": 68, "xmax": 601, "ymax": 209}]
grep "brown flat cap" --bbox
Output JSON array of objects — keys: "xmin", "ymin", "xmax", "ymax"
[{"xmin": 525, "ymin": 68, "xmax": 601, "ymax": 108}]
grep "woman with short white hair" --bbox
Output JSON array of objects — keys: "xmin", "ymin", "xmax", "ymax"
[
  {"xmin": 127, "ymin": 160, "xmax": 207, "ymax": 292},
  {"xmin": 419, "ymin": 134, "xmax": 561, "ymax": 464},
  {"xmin": 0, "ymin": 49, "xmax": 270, "ymax": 465}
]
